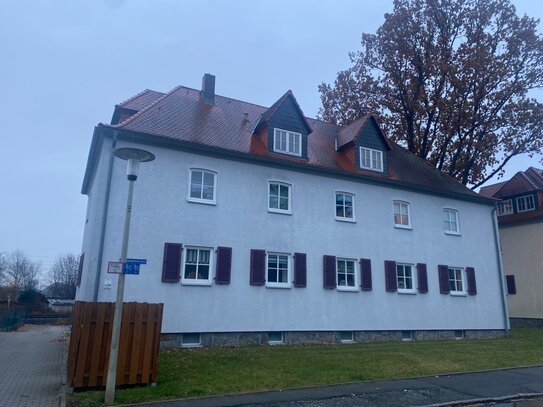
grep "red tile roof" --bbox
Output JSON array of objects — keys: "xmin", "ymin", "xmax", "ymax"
[
  {"xmin": 480, "ymin": 167, "xmax": 543, "ymax": 199},
  {"xmin": 117, "ymin": 89, "xmax": 165, "ymax": 112},
  {"xmin": 96, "ymin": 84, "xmax": 487, "ymax": 202}
]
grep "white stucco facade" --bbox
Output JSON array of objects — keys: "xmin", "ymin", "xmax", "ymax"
[{"xmin": 77, "ymin": 139, "xmax": 508, "ymax": 335}]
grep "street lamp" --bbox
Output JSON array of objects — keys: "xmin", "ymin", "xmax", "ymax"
[{"xmin": 105, "ymin": 147, "xmax": 155, "ymax": 405}]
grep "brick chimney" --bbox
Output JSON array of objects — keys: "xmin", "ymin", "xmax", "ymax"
[{"xmin": 201, "ymin": 73, "xmax": 215, "ymax": 105}]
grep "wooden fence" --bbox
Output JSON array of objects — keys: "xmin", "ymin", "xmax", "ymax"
[{"xmin": 67, "ymin": 301, "xmax": 163, "ymax": 389}]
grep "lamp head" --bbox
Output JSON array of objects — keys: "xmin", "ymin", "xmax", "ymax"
[{"xmin": 113, "ymin": 148, "xmax": 155, "ymax": 180}]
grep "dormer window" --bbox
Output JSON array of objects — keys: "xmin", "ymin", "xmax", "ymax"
[
  {"xmin": 360, "ymin": 147, "xmax": 383, "ymax": 172},
  {"xmin": 516, "ymin": 194, "xmax": 535, "ymax": 212},
  {"xmin": 274, "ymin": 128, "xmax": 301, "ymax": 157}
]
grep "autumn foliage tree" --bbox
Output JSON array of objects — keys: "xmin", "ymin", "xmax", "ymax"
[{"xmin": 319, "ymin": 0, "xmax": 543, "ymax": 188}]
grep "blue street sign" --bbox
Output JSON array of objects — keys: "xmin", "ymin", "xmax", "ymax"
[
  {"xmin": 126, "ymin": 258, "xmax": 147, "ymax": 265},
  {"xmin": 123, "ymin": 262, "xmax": 141, "ymax": 275}
]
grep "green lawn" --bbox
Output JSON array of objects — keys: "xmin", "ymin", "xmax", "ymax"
[{"xmin": 71, "ymin": 328, "xmax": 543, "ymax": 406}]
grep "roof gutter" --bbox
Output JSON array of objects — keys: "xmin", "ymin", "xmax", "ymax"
[
  {"xmin": 492, "ymin": 207, "xmax": 510, "ymax": 334},
  {"xmin": 92, "ymin": 129, "xmax": 118, "ymax": 301}
]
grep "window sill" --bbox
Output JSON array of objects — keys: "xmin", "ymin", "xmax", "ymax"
[
  {"xmin": 398, "ymin": 290, "xmax": 416, "ymax": 295},
  {"xmin": 337, "ymin": 286, "xmax": 359, "ymax": 292},
  {"xmin": 272, "ymin": 149, "xmax": 302, "ymax": 158},
  {"xmin": 268, "ymin": 208, "xmax": 292, "ymax": 215},
  {"xmin": 450, "ymin": 291, "xmax": 467, "ymax": 297},
  {"xmin": 394, "ymin": 224, "xmax": 412, "ymax": 230},
  {"xmin": 445, "ymin": 231, "xmax": 461, "ymax": 236},
  {"xmin": 360, "ymin": 166, "xmax": 384, "ymax": 173},
  {"xmin": 187, "ymin": 198, "xmax": 216, "ymax": 205},
  {"xmin": 335, "ymin": 217, "xmax": 356, "ymax": 223},
  {"xmin": 181, "ymin": 280, "xmax": 213, "ymax": 286},
  {"xmin": 266, "ymin": 283, "xmax": 291, "ymax": 289}
]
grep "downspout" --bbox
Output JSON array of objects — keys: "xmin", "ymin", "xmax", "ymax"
[
  {"xmin": 492, "ymin": 207, "xmax": 510, "ymax": 333},
  {"xmin": 93, "ymin": 131, "xmax": 118, "ymax": 301}
]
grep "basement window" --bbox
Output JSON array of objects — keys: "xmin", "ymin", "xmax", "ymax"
[
  {"xmin": 182, "ymin": 333, "xmax": 201, "ymax": 347},
  {"xmin": 268, "ymin": 331, "xmax": 284, "ymax": 344}
]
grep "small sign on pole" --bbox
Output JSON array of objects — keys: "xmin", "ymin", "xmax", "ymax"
[
  {"xmin": 123, "ymin": 262, "xmax": 140, "ymax": 275},
  {"xmin": 107, "ymin": 261, "xmax": 123, "ymax": 274},
  {"xmin": 123, "ymin": 259, "xmax": 147, "ymax": 275}
]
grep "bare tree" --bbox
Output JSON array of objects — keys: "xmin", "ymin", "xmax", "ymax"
[
  {"xmin": 48, "ymin": 254, "xmax": 79, "ymax": 299},
  {"xmin": 4, "ymin": 250, "xmax": 40, "ymax": 290},
  {"xmin": 319, "ymin": 0, "xmax": 543, "ymax": 188},
  {"xmin": 0, "ymin": 252, "xmax": 6, "ymax": 286}
]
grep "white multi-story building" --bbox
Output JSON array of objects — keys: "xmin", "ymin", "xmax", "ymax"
[{"xmin": 77, "ymin": 74, "xmax": 509, "ymax": 347}]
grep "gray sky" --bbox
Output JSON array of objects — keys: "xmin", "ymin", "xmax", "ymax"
[{"xmin": 0, "ymin": 0, "xmax": 542, "ymax": 276}]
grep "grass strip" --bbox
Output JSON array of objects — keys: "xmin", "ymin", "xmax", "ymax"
[{"xmin": 70, "ymin": 328, "xmax": 543, "ymax": 406}]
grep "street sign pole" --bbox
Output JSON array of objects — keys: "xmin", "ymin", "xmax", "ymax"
[{"xmin": 104, "ymin": 177, "xmax": 134, "ymax": 404}]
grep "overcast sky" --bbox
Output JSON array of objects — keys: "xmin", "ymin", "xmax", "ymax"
[{"xmin": 0, "ymin": 0, "xmax": 542, "ymax": 276}]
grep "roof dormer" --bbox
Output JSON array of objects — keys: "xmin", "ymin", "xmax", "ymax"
[
  {"xmin": 252, "ymin": 90, "xmax": 312, "ymax": 159},
  {"xmin": 337, "ymin": 115, "xmax": 391, "ymax": 175}
]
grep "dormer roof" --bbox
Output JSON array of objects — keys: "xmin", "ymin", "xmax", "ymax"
[
  {"xmin": 252, "ymin": 90, "xmax": 312, "ymax": 135},
  {"xmin": 337, "ymin": 115, "xmax": 392, "ymax": 150}
]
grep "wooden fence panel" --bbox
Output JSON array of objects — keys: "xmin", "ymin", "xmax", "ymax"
[{"xmin": 67, "ymin": 301, "xmax": 163, "ymax": 389}]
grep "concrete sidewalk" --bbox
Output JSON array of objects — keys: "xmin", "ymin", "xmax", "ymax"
[
  {"xmin": 0, "ymin": 324, "xmax": 66, "ymax": 407},
  {"xmin": 134, "ymin": 365, "xmax": 543, "ymax": 407}
]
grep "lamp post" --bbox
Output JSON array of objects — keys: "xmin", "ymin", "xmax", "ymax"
[{"xmin": 105, "ymin": 147, "xmax": 155, "ymax": 405}]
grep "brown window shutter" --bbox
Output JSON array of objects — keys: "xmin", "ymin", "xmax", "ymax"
[
  {"xmin": 323, "ymin": 255, "xmax": 336, "ymax": 289},
  {"xmin": 76, "ymin": 253, "xmax": 84, "ymax": 286},
  {"xmin": 466, "ymin": 267, "xmax": 477, "ymax": 295},
  {"xmin": 215, "ymin": 247, "xmax": 232, "ymax": 285},
  {"xmin": 293, "ymin": 253, "xmax": 307, "ymax": 288},
  {"xmin": 250, "ymin": 249, "xmax": 266, "ymax": 286},
  {"xmin": 416, "ymin": 263, "xmax": 428, "ymax": 293},
  {"xmin": 438, "ymin": 265, "xmax": 449, "ymax": 294},
  {"xmin": 162, "ymin": 243, "xmax": 182, "ymax": 283},
  {"xmin": 384, "ymin": 260, "xmax": 397, "ymax": 292},
  {"xmin": 360, "ymin": 258, "xmax": 372, "ymax": 291}
]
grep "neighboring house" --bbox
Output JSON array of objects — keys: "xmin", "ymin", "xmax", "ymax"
[
  {"xmin": 480, "ymin": 167, "xmax": 543, "ymax": 326},
  {"xmin": 77, "ymin": 74, "xmax": 509, "ymax": 347}
]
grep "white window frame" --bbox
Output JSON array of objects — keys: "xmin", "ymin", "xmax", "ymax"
[
  {"xmin": 181, "ymin": 246, "xmax": 214, "ymax": 286},
  {"xmin": 188, "ymin": 168, "xmax": 217, "ymax": 205},
  {"xmin": 336, "ymin": 257, "xmax": 358, "ymax": 292},
  {"xmin": 396, "ymin": 263, "xmax": 416, "ymax": 294},
  {"xmin": 448, "ymin": 266, "xmax": 466, "ymax": 296},
  {"xmin": 266, "ymin": 252, "xmax": 292, "ymax": 289},
  {"xmin": 335, "ymin": 191, "xmax": 356, "ymax": 222},
  {"xmin": 359, "ymin": 147, "xmax": 383, "ymax": 172},
  {"xmin": 393, "ymin": 200, "xmax": 411, "ymax": 229},
  {"xmin": 497, "ymin": 199, "xmax": 513, "ymax": 216},
  {"xmin": 516, "ymin": 194, "xmax": 535, "ymax": 213},
  {"xmin": 443, "ymin": 208, "xmax": 460, "ymax": 235},
  {"xmin": 268, "ymin": 181, "xmax": 292, "ymax": 214},
  {"xmin": 273, "ymin": 128, "xmax": 302, "ymax": 157}
]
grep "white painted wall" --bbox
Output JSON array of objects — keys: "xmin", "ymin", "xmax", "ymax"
[{"xmin": 78, "ymin": 139, "xmax": 507, "ymax": 333}]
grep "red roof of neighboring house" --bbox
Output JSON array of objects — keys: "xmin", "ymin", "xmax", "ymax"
[
  {"xmin": 83, "ymin": 82, "xmax": 489, "ymax": 203},
  {"xmin": 480, "ymin": 167, "xmax": 543, "ymax": 199}
]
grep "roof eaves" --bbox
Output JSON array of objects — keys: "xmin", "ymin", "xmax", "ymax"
[
  {"xmin": 117, "ymin": 88, "xmax": 155, "ymax": 107},
  {"xmin": 520, "ymin": 171, "xmax": 538, "ymax": 190}
]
